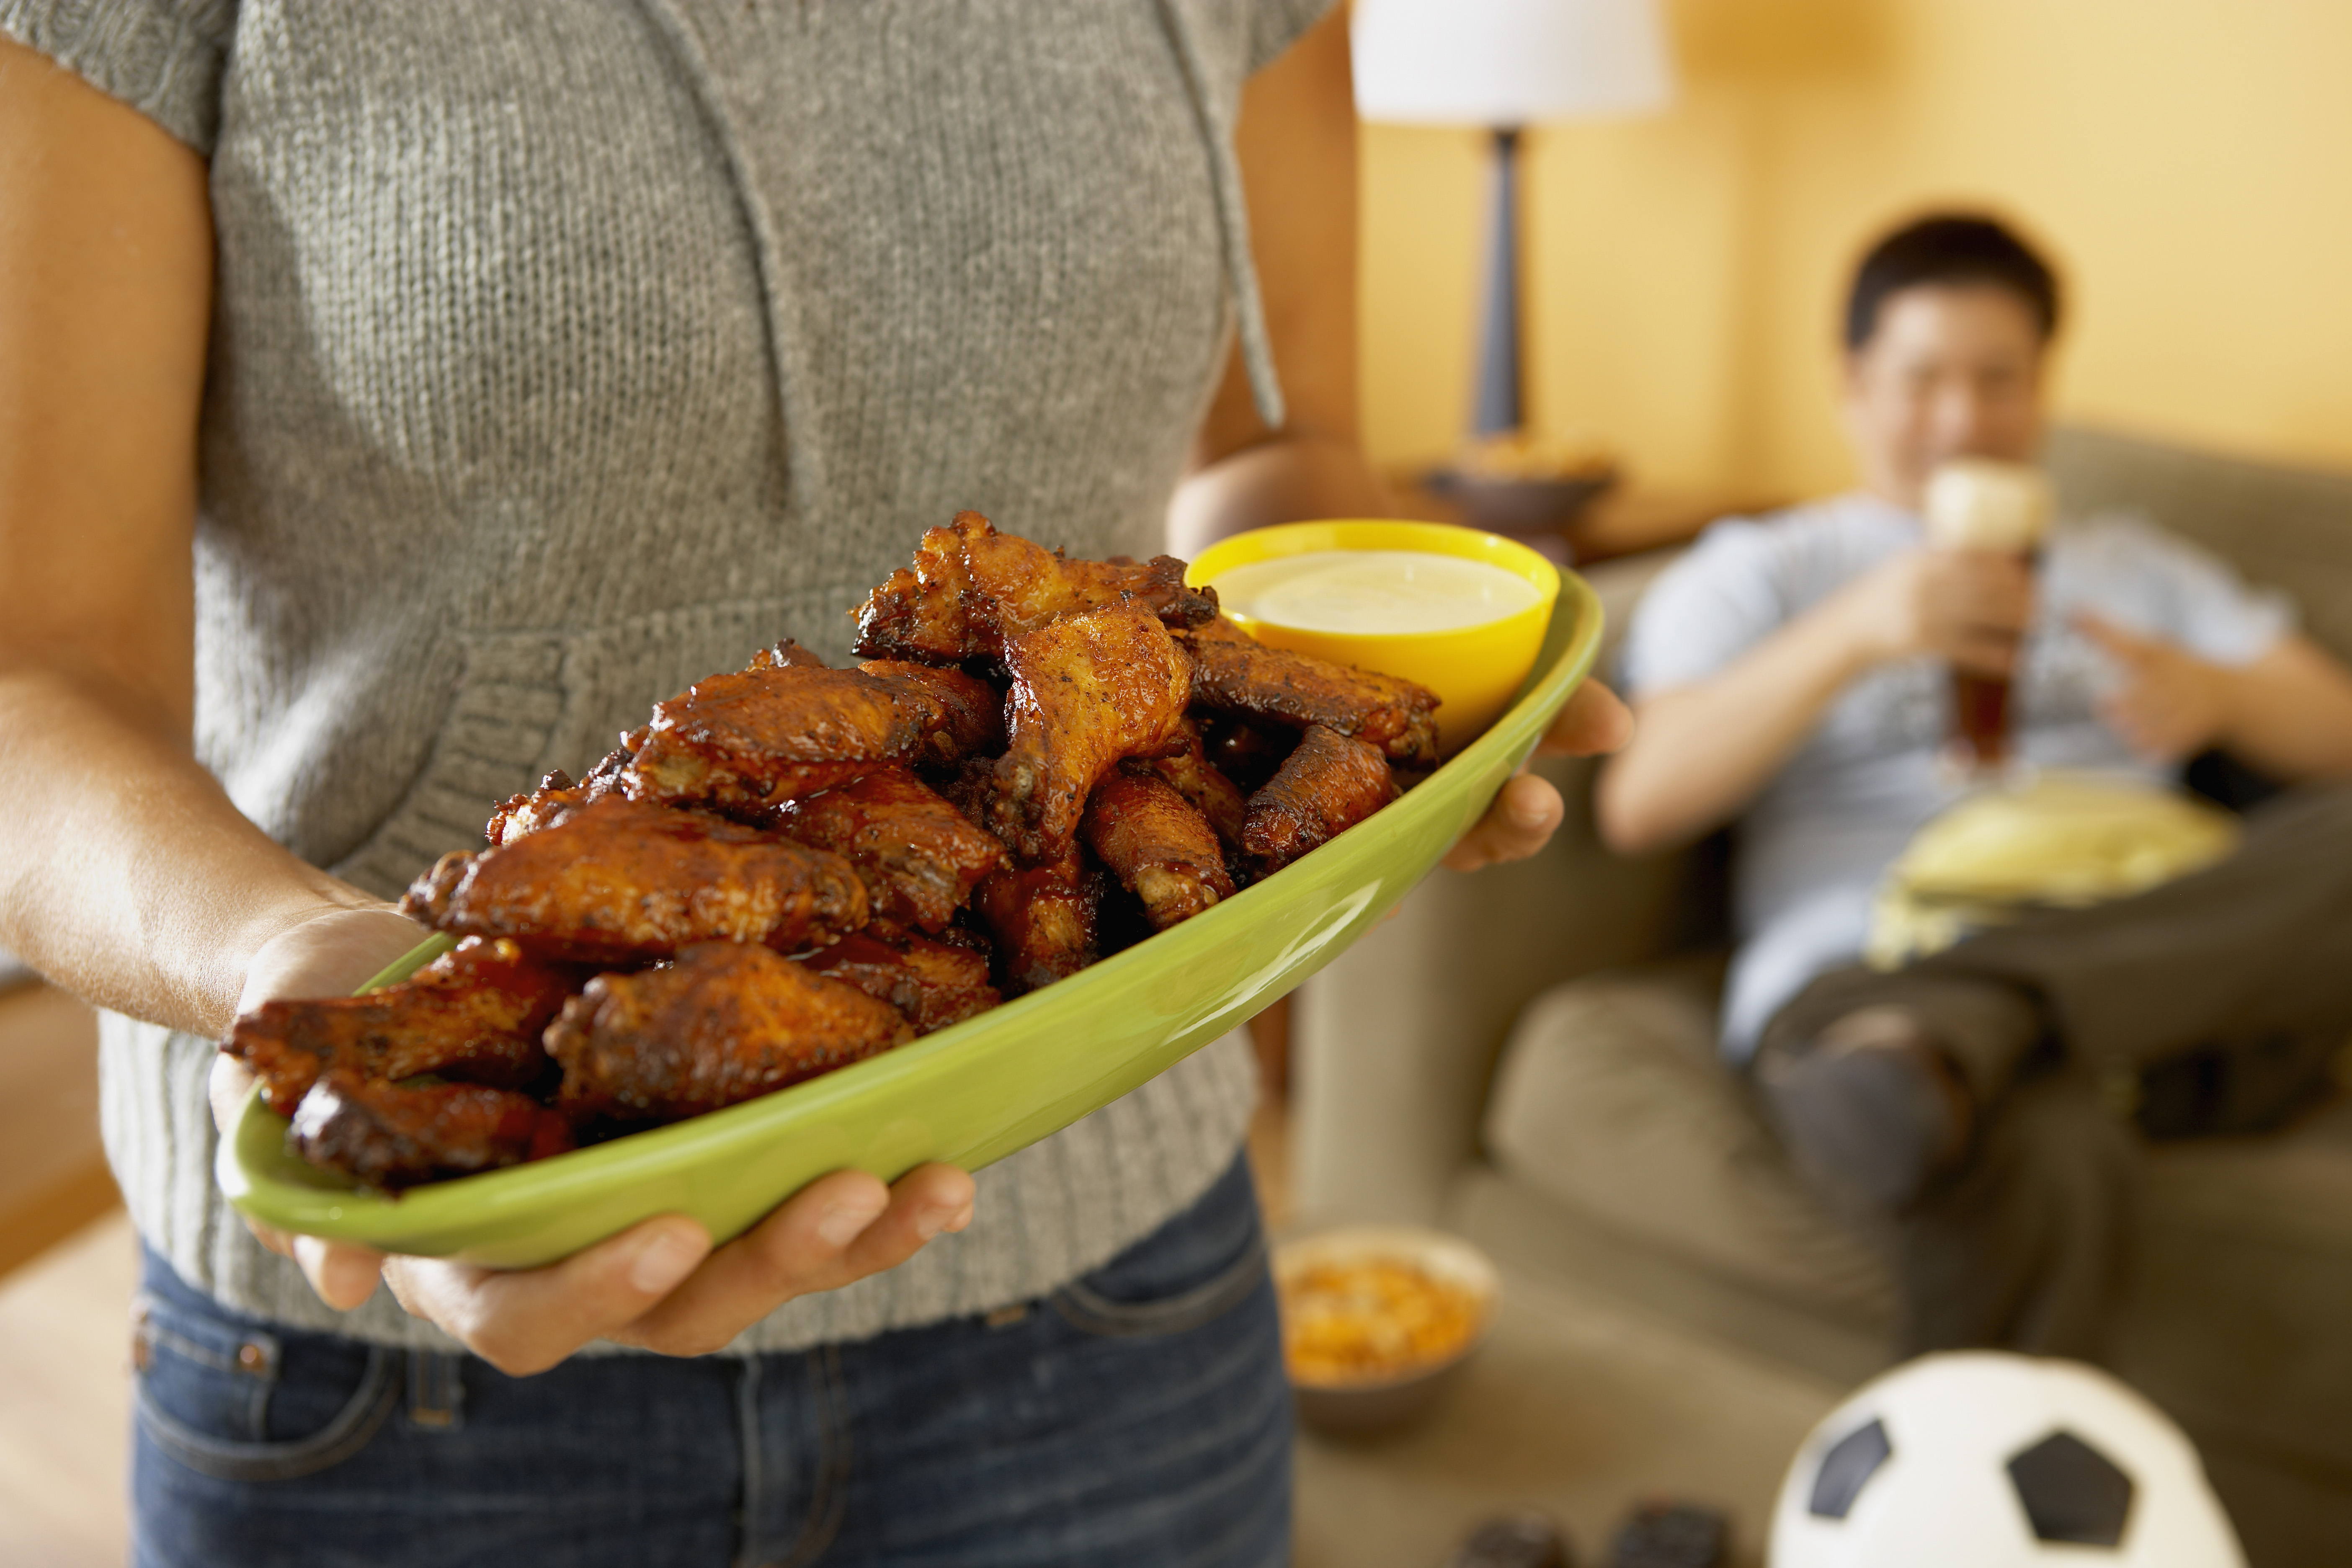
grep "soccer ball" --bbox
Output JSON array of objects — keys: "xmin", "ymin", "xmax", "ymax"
[{"xmin": 1769, "ymin": 1352, "xmax": 2244, "ymax": 1567}]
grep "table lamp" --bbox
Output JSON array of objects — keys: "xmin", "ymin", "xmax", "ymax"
[{"xmin": 1354, "ymin": 0, "xmax": 1676, "ymax": 442}]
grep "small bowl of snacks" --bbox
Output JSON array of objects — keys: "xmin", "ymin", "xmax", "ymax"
[
  {"xmin": 1188, "ymin": 520, "xmax": 1562, "ymax": 758},
  {"xmin": 1423, "ymin": 430, "xmax": 1619, "ymax": 538},
  {"xmin": 1275, "ymin": 1224, "xmax": 1500, "ymax": 1436}
]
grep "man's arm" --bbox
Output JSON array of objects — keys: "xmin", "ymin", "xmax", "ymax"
[
  {"xmin": 2080, "ymin": 616, "xmax": 2352, "ymax": 781},
  {"xmin": 1598, "ymin": 546, "xmax": 2035, "ymax": 855}
]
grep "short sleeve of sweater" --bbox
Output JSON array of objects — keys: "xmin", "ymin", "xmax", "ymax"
[
  {"xmin": 1250, "ymin": 0, "xmax": 1337, "ymax": 72},
  {"xmin": 2063, "ymin": 512, "xmax": 2296, "ymax": 667},
  {"xmin": 1618, "ymin": 518, "xmax": 1800, "ymax": 699},
  {"xmin": 0, "ymin": 0, "xmax": 235, "ymax": 153}
]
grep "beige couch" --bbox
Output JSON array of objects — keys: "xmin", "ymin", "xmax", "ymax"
[{"xmin": 1292, "ymin": 427, "xmax": 2352, "ymax": 1567}]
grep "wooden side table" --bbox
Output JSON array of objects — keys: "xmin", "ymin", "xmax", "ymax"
[{"xmin": 1387, "ymin": 472, "xmax": 1782, "ymax": 567}]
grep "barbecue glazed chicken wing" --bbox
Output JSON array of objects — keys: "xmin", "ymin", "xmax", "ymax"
[
  {"xmin": 486, "ymin": 753, "xmax": 632, "ymax": 845},
  {"xmin": 754, "ymin": 640, "xmax": 830, "ymax": 670},
  {"xmin": 1179, "ymin": 617, "xmax": 1441, "ymax": 769},
  {"xmin": 1137, "ymin": 714, "xmax": 1249, "ymax": 849},
  {"xmin": 933, "ymin": 760, "xmax": 1106, "ymax": 993},
  {"xmin": 403, "ymin": 797, "xmax": 869, "ymax": 963},
  {"xmin": 988, "ymin": 606, "xmax": 1191, "ymax": 862},
  {"xmin": 622, "ymin": 658, "xmax": 996, "ymax": 817},
  {"xmin": 1081, "ymin": 766, "xmax": 1236, "ymax": 931},
  {"xmin": 1240, "ymin": 723, "xmax": 1399, "ymax": 873},
  {"xmin": 808, "ymin": 925, "xmax": 1000, "ymax": 1034},
  {"xmin": 289, "ymin": 1069, "xmax": 576, "ymax": 1191},
  {"xmin": 773, "ymin": 766, "xmax": 1006, "ymax": 933},
  {"xmin": 969, "ymin": 850, "xmax": 1103, "ymax": 995},
  {"xmin": 854, "ymin": 661, "xmax": 1007, "ymax": 758},
  {"xmin": 853, "ymin": 510, "xmax": 1218, "ymax": 663},
  {"xmin": 224, "ymin": 937, "xmax": 574, "ymax": 1115},
  {"xmin": 548, "ymin": 942, "xmax": 913, "ymax": 1124}
]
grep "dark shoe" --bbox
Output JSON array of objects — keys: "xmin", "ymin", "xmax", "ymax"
[
  {"xmin": 1605, "ymin": 1501, "xmax": 1726, "ymax": 1568},
  {"xmin": 1758, "ymin": 1005, "xmax": 1973, "ymax": 1213},
  {"xmin": 1444, "ymin": 1511, "xmax": 1571, "ymax": 1568}
]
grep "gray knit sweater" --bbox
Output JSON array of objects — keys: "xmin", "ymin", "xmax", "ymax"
[{"xmin": 5, "ymin": 0, "xmax": 1330, "ymax": 1353}]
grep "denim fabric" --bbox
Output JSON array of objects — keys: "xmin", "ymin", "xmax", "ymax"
[{"xmin": 132, "ymin": 1155, "xmax": 1287, "ymax": 1568}]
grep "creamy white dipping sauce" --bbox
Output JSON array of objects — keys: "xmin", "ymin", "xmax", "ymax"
[{"xmin": 1207, "ymin": 549, "xmax": 1541, "ymax": 636}]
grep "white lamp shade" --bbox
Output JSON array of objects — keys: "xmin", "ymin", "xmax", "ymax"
[{"xmin": 1353, "ymin": 0, "xmax": 1676, "ymax": 126}]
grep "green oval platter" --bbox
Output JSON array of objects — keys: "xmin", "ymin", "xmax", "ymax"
[{"xmin": 219, "ymin": 572, "xmax": 1603, "ymax": 1268}]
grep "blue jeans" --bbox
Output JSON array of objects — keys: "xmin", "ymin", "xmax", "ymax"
[{"xmin": 132, "ymin": 1155, "xmax": 1288, "ymax": 1567}]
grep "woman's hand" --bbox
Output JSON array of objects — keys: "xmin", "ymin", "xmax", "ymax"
[
  {"xmin": 1441, "ymin": 679, "xmax": 1635, "ymax": 872},
  {"xmin": 210, "ymin": 905, "xmax": 976, "ymax": 1375}
]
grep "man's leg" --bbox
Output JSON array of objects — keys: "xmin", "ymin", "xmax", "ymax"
[
  {"xmin": 1918, "ymin": 781, "xmax": 2352, "ymax": 1076},
  {"xmin": 1889, "ymin": 1066, "xmax": 2135, "ymax": 1357},
  {"xmin": 1754, "ymin": 1021, "xmax": 2135, "ymax": 1357},
  {"xmin": 1755, "ymin": 781, "xmax": 2352, "ymax": 1353}
]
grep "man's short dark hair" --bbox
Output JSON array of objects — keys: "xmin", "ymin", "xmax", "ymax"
[{"xmin": 1844, "ymin": 214, "xmax": 2061, "ymax": 350}]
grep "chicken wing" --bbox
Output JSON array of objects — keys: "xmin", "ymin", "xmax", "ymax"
[
  {"xmin": 807, "ymin": 925, "xmax": 1000, "ymax": 1034},
  {"xmin": 485, "ymin": 752, "xmax": 633, "ymax": 846},
  {"xmin": 1081, "ymin": 765, "xmax": 1235, "ymax": 931},
  {"xmin": 548, "ymin": 942, "xmax": 913, "ymax": 1123},
  {"xmin": 754, "ymin": 639, "xmax": 830, "ymax": 670},
  {"xmin": 1241, "ymin": 723, "xmax": 1399, "ymax": 873},
  {"xmin": 1179, "ymin": 618, "xmax": 1441, "ymax": 769},
  {"xmin": 969, "ymin": 850, "xmax": 1103, "ymax": 995},
  {"xmin": 402, "ymin": 797, "xmax": 869, "ymax": 963},
  {"xmin": 623, "ymin": 657, "xmax": 985, "ymax": 815},
  {"xmin": 852, "ymin": 510, "xmax": 1218, "ymax": 663},
  {"xmin": 288, "ymin": 1068, "xmax": 577, "ymax": 1191},
  {"xmin": 773, "ymin": 765, "xmax": 1006, "ymax": 933},
  {"xmin": 1136, "ymin": 714, "xmax": 1249, "ymax": 849},
  {"xmin": 855, "ymin": 660, "xmax": 1007, "ymax": 758},
  {"xmin": 222, "ymin": 936, "xmax": 574, "ymax": 1116},
  {"xmin": 988, "ymin": 606, "xmax": 1191, "ymax": 862}
]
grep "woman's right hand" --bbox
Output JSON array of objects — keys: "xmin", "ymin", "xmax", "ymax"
[{"xmin": 211, "ymin": 905, "xmax": 977, "ymax": 1375}]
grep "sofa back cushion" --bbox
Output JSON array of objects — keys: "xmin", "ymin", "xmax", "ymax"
[{"xmin": 2045, "ymin": 425, "xmax": 2352, "ymax": 661}]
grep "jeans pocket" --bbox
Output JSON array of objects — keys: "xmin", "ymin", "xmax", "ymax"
[
  {"xmin": 134, "ymin": 1289, "xmax": 399, "ymax": 1483},
  {"xmin": 1050, "ymin": 1161, "xmax": 1269, "ymax": 1338}
]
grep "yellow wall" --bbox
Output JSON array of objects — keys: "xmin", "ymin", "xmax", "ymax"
[{"xmin": 1360, "ymin": 0, "xmax": 2352, "ymax": 498}]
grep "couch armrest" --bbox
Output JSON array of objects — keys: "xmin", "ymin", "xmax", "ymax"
[
  {"xmin": 1291, "ymin": 752, "xmax": 1692, "ymax": 1224},
  {"xmin": 1289, "ymin": 547, "xmax": 1707, "ymax": 1225}
]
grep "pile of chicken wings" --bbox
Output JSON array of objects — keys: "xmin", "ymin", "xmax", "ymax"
[{"xmin": 224, "ymin": 513, "xmax": 1440, "ymax": 1191}]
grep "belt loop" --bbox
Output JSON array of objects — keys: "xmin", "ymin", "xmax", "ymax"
[{"xmin": 406, "ymin": 1349, "xmax": 467, "ymax": 1430}]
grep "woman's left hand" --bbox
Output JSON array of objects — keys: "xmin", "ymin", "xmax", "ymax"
[{"xmin": 1441, "ymin": 678, "xmax": 1635, "ymax": 872}]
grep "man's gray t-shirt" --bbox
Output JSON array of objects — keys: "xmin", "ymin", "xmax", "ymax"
[{"xmin": 1618, "ymin": 492, "xmax": 2292, "ymax": 1060}]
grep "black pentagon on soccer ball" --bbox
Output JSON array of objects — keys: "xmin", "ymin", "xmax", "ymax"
[
  {"xmin": 1808, "ymin": 1418, "xmax": 1892, "ymax": 1519},
  {"xmin": 2006, "ymin": 1429, "xmax": 2136, "ymax": 1547}
]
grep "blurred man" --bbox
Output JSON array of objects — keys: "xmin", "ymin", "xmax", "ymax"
[{"xmin": 1597, "ymin": 214, "xmax": 2352, "ymax": 1354}]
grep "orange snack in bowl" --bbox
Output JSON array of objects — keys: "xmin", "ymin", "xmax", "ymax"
[{"xmin": 1279, "ymin": 1256, "xmax": 1486, "ymax": 1387}]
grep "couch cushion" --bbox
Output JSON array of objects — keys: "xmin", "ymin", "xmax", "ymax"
[
  {"xmin": 1482, "ymin": 962, "xmax": 1896, "ymax": 1320},
  {"xmin": 2046, "ymin": 424, "xmax": 2352, "ymax": 661},
  {"xmin": 2120, "ymin": 1095, "xmax": 2352, "ymax": 1476}
]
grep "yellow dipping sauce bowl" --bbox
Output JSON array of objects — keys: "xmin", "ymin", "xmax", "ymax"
[{"xmin": 1187, "ymin": 520, "xmax": 1562, "ymax": 757}]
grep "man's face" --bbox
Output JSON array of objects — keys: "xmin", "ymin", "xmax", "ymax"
[{"xmin": 1841, "ymin": 284, "xmax": 2048, "ymax": 510}]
